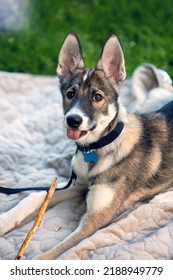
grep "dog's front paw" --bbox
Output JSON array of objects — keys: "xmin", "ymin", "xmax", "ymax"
[
  {"xmin": 32, "ymin": 253, "xmax": 49, "ymax": 260},
  {"xmin": 33, "ymin": 246, "xmax": 59, "ymax": 260},
  {"xmin": 0, "ymin": 215, "xmax": 12, "ymax": 236}
]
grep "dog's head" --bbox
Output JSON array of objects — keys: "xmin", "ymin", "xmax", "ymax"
[{"xmin": 57, "ymin": 32, "xmax": 127, "ymax": 145}]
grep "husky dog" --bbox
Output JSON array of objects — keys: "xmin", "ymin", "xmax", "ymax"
[{"xmin": 32, "ymin": 33, "xmax": 173, "ymax": 259}]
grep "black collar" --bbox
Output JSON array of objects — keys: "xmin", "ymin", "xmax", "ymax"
[{"xmin": 76, "ymin": 121, "xmax": 124, "ymax": 152}]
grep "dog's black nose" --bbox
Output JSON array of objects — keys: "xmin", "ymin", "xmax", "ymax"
[{"xmin": 66, "ymin": 114, "xmax": 83, "ymax": 129}]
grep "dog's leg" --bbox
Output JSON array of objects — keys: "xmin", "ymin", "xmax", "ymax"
[
  {"xmin": 48, "ymin": 182, "xmax": 85, "ymax": 207},
  {"xmin": 0, "ymin": 191, "xmax": 47, "ymax": 236},
  {"xmin": 0, "ymin": 183, "xmax": 83, "ymax": 236},
  {"xmin": 33, "ymin": 183, "xmax": 117, "ymax": 260}
]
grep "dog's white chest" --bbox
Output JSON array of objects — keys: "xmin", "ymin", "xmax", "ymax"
[{"xmin": 72, "ymin": 151, "xmax": 89, "ymax": 181}]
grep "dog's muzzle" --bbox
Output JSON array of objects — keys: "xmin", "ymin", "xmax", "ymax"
[{"xmin": 66, "ymin": 114, "xmax": 87, "ymax": 140}]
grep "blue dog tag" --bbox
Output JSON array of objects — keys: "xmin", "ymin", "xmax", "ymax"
[{"xmin": 82, "ymin": 150, "xmax": 98, "ymax": 163}]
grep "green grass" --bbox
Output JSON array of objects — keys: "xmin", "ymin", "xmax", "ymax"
[{"xmin": 0, "ymin": 0, "xmax": 173, "ymax": 78}]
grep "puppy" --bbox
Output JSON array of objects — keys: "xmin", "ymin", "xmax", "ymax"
[{"xmin": 33, "ymin": 33, "xmax": 173, "ymax": 259}]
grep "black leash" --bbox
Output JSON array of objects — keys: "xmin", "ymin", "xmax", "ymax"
[
  {"xmin": 0, "ymin": 121, "xmax": 124, "ymax": 195},
  {"xmin": 0, "ymin": 171, "xmax": 77, "ymax": 195}
]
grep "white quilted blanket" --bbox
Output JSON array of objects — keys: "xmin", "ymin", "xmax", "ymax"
[{"xmin": 0, "ymin": 68, "xmax": 173, "ymax": 260}]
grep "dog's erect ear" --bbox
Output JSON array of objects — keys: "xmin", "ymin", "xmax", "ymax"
[
  {"xmin": 57, "ymin": 32, "xmax": 84, "ymax": 77},
  {"xmin": 96, "ymin": 35, "xmax": 126, "ymax": 82}
]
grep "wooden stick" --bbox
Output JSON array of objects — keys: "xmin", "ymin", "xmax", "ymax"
[{"xmin": 15, "ymin": 177, "xmax": 57, "ymax": 260}]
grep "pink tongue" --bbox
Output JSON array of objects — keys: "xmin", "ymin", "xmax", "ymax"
[{"xmin": 67, "ymin": 129, "xmax": 81, "ymax": 140}]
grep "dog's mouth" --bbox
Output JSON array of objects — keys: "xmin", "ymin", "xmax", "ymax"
[
  {"xmin": 67, "ymin": 124, "xmax": 96, "ymax": 140},
  {"xmin": 67, "ymin": 129, "xmax": 88, "ymax": 140}
]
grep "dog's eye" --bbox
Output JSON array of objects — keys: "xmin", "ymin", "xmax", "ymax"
[
  {"xmin": 66, "ymin": 90, "xmax": 75, "ymax": 100},
  {"xmin": 93, "ymin": 93, "xmax": 103, "ymax": 102}
]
